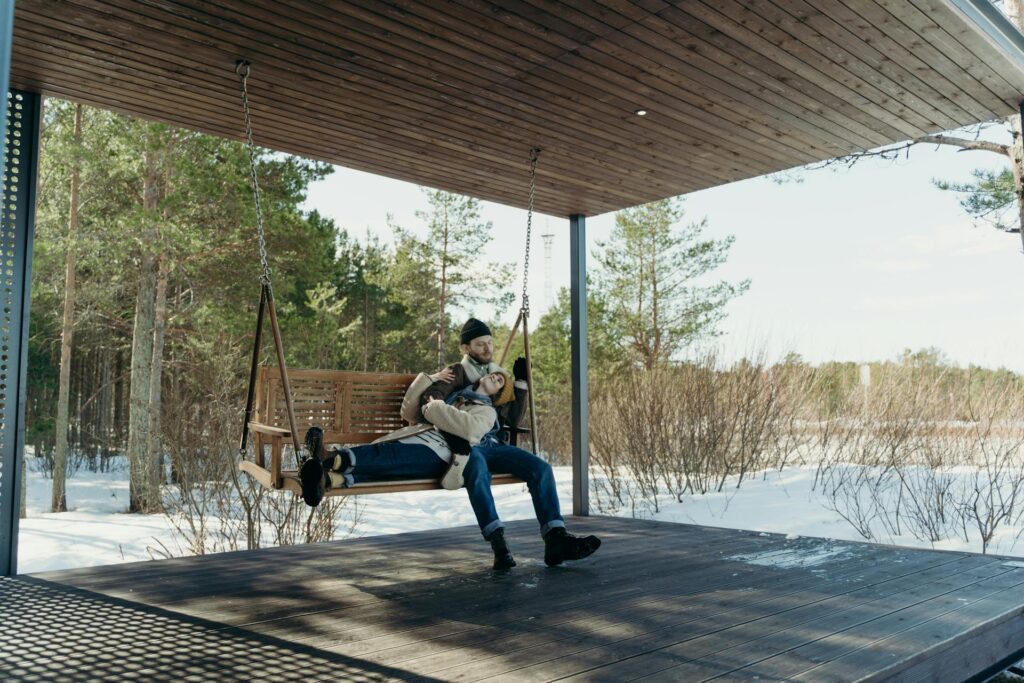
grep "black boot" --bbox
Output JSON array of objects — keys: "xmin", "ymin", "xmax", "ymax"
[
  {"xmin": 543, "ymin": 527, "xmax": 601, "ymax": 567},
  {"xmin": 299, "ymin": 457, "xmax": 326, "ymax": 507},
  {"xmin": 304, "ymin": 426, "xmax": 325, "ymax": 461},
  {"xmin": 299, "ymin": 427, "xmax": 328, "ymax": 507},
  {"xmin": 488, "ymin": 528, "xmax": 516, "ymax": 570}
]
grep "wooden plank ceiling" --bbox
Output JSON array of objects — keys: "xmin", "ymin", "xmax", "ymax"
[{"xmin": 9, "ymin": 0, "xmax": 1024, "ymax": 216}]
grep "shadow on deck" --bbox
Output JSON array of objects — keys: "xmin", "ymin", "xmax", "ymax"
[{"xmin": 4, "ymin": 516, "xmax": 1024, "ymax": 682}]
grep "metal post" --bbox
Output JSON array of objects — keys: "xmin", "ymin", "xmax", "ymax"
[
  {"xmin": 569, "ymin": 214, "xmax": 589, "ymax": 516},
  {"xmin": 0, "ymin": 0, "xmax": 14, "ymax": 578},
  {"xmin": 0, "ymin": 88, "xmax": 41, "ymax": 577},
  {"xmin": 0, "ymin": 2, "xmax": 10, "ymax": 161}
]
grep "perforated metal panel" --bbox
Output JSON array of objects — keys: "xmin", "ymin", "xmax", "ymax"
[{"xmin": 0, "ymin": 90, "xmax": 40, "ymax": 577}]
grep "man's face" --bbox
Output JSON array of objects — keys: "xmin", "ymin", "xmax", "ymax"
[{"xmin": 462, "ymin": 335, "xmax": 494, "ymax": 364}]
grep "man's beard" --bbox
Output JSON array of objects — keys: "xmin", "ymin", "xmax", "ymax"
[{"xmin": 469, "ymin": 350, "xmax": 492, "ymax": 364}]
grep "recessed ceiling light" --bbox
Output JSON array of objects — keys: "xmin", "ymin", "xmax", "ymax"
[{"xmin": 634, "ymin": 109, "xmax": 648, "ymax": 116}]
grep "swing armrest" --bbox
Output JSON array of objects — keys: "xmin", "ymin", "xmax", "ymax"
[
  {"xmin": 246, "ymin": 422, "xmax": 293, "ymax": 489},
  {"xmin": 500, "ymin": 424, "xmax": 530, "ymax": 435},
  {"xmin": 500, "ymin": 425, "xmax": 532, "ymax": 449},
  {"xmin": 248, "ymin": 422, "xmax": 292, "ymax": 437}
]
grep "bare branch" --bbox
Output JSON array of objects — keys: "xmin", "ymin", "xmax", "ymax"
[
  {"xmin": 914, "ymin": 134, "xmax": 1010, "ymax": 157},
  {"xmin": 805, "ymin": 128, "xmax": 1012, "ymax": 173}
]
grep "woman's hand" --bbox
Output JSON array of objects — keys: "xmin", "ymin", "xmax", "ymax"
[{"xmin": 430, "ymin": 367, "xmax": 455, "ymax": 383}]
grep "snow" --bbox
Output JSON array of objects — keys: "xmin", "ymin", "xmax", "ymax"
[
  {"xmin": 726, "ymin": 544, "xmax": 859, "ymax": 569},
  {"xmin": 16, "ymin": 457, "xmax": 1024, "ymax": 574}
]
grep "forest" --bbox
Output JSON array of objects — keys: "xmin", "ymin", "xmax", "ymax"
[
  {"xmin": 28, "ymin": 98, "xmax": 743, "ymax": 517},
  {"xmin": 28, "ymin": 98, "xmax": 1024, "ymax": 557}
]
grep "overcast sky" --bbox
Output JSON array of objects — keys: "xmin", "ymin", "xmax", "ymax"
[{"xmin": 302, "ymin": 129, "xmax": 1024, "ymax": 373}]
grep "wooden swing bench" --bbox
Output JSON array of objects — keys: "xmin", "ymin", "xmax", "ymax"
[
  {"xmin": 238, "ymin": 367, "xmax": 524, "ymax": 496},
  {"xmin": 232, "ymin": 68, "xmax": 538, "ymax": 499}
]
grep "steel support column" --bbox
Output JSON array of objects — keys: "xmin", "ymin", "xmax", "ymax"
[
  {"xmin": 0, "ymin": 0, "xmax": 16, "ymax": 577},
  {"xmin": 0, "ymin": 87, "xmax": 41, "ymax": 577},
  {"xmin": 0, "ymin": 2, "xmax": 10, "ymax": 148},
  {"xmin": 569, "ymin": 214, "xmax": 588, "ymax": 516}
]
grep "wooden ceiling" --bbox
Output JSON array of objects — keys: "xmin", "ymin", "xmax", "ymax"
[{"xmin": 9, "ymin": 0, "xmax": 1024, "ymax": 217}]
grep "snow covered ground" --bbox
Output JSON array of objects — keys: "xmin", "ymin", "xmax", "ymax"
[{"xmin": 16, "ymin": 456, "xmax": 1024, "ymax": 574}]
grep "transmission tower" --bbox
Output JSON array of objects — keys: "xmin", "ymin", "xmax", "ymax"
[{"xmin": 541, "ymin": 227, "xmax": 555, "ymax": 309}]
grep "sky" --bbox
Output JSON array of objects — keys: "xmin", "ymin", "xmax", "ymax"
[{"xmin": 302, "ymin": 127, "xmax": 1024, "ymax": 373}]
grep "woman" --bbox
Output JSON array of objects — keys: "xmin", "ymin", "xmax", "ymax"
[{"xmin": 298, "ymin": 368, "xmax": 514, "ymax": 505}]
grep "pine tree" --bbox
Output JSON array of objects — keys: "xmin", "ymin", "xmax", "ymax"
[
  {"xmin": 30, "ymin": 98, "xmax": 336, "ymax": 514},
  {"xmin": 594, "ymin": 198, "xmax": 748, "ymax": 370},
  {"xmin": 392, "ymin": 190, "xmax": 514, "ymax": 369},
  {"xmin": 51, "ymin": 103, "xmax": 83, "ymax": 513}
]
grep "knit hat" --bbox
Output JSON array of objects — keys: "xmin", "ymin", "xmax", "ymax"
[
  {"xmin": 460, "ymin": 317, "xmax": 492, "ymax": 344},
  {"xmin": 492, "ymin": 372, "xmax": 515, "ymax": 407}
]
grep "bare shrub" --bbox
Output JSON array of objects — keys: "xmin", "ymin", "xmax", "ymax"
[
  {"xmin": 768, "ymin": 359, "xmax": 820, "ymax": 471},
  {"xmin": 954, "ymin": 378, "xmax": 1024, "ymax": 554},
  {"xmin": 589, "ymin": 351, "xmax": 809, "ymax": 515},
  {"xmin": 588, "ymin": 346, "xmax": 1024, "ymax": 554},
  {"xmin": 157, "ymin": 336, "xmax": 356, "ymax": 556},
  {"xmin": 670, "ymin": 357, "xmax": 733, "ymax": 497},
  {"xmin": 534, "ymin": 385, "xmax": 572, "ymax": 466},
  {"xmin": 815, "ymin": 363, "xmax": 1024, "ymax": 552}
]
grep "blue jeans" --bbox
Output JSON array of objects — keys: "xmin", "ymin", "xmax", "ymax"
[
  {"xmin": 465, "ymin": 442, "xmax": 565, "ymax": 539},
  {"xmin": 344, "ymin": 442, "xmax": 445, "ymax": 485}
]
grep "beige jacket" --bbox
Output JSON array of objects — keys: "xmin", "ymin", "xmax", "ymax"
[{"xmin": 371, "ymin": 373, "xmax": 497, "ymax": 447}]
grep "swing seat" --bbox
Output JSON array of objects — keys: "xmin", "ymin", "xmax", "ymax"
[{"xmin": 239, "ymin": 367, "xmax": 523, "ymax": 495}]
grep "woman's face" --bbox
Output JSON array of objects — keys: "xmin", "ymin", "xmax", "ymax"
[{"xmin": 478, "ymin": 372, "xmax": 506, "ymax": 397}]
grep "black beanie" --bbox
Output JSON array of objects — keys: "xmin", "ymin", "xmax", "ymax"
[{"xmin": 460, "ymin": 318, "xmax": 492, "ymax": 344}]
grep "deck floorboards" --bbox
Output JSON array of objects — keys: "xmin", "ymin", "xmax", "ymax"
[{"xmin": 4, "ymin": 516, "xmax": 1024, "ymax": 681}]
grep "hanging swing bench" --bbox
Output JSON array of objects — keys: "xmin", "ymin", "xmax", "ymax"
[{"xmin": 233, "ymin": 62, "xmax": 540, "ymax": 497}]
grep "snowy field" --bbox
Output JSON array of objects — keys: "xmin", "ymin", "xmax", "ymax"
[{"xmin": 16, "ymin": 456, "xmax": 1024, "ymax": 574}]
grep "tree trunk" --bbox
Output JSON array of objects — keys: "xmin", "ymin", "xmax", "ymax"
[
  {"xmin": 437, "ymin": 202, "xmax": 449, "ymax": 370},
  {"xmin": 127, "ymin": 139, "xmax": 162, "ymax": 513},
  {"xmin": 650, "ymin": 227, "xmax": 660, "ymax": 370},
  {"xmin": 363, "ymin": 286, "xmax": 370, "ymax": 372},
  {"xmin": 19, "ymin": 453, "xmax": 26, "ymax": 519},
  {"xmin": 1011, "ymin": 112, "xmax": 1024, "ymax": 252},
  {"xmin": 52, "ymin": 104, "xmax": 83, "ymax": 513},
  {"xmin": 1002, "ymin": 2, "xmax": 1024, "ymax": 242},
  {"xmin": 128, "ymin": 253, "xmax": 157, "ymax": 512},
  {"xmin": 110, "ymin": 349, "xmax": 124, "ymax": 473},
  {"xmin": 149, "ymin": 254, "xmax": 168, "ymax": 486},
  {"xmin": 99, "ymin": 348, "xmax": 112, "ymax": 470}
]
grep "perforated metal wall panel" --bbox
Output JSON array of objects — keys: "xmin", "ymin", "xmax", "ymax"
[{"xmin": 0, "ymin": 90, "xmax": 39, "ymax": 577}]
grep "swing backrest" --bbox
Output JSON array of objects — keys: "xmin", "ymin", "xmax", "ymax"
[{"xmin": 253, "ymin": 367, "xmax": 417, "ymax": 444}]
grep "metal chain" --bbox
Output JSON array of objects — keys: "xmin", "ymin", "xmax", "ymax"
[
  {"xmin": 235, "ymin": 60, "xmax": 272, "ymax": 286},
  {"xmin": 521, "ymin": 147, "xmax": 540, "ymax": 316}
]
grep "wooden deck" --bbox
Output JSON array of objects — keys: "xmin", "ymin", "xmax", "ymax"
[{"xmin": 4, "ymin": 516, "xmax": 1024, "ymax": 682}]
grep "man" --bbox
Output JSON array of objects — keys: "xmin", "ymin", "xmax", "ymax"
[{"xmin": 422, "ymin": 318, "xmax": 601, "ymax": 570}]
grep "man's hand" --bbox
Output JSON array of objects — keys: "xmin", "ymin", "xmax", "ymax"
[
  {"xmin": 425, "ymin": 397, "xmax": 443, "ymax": 405},
  {"xmin": 513, "ymin": 356, "xmax": 529, "ymax": 381},
  {"xmin": 430, "ymin": 367, "xmax": 455, "ymax": 383}
]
